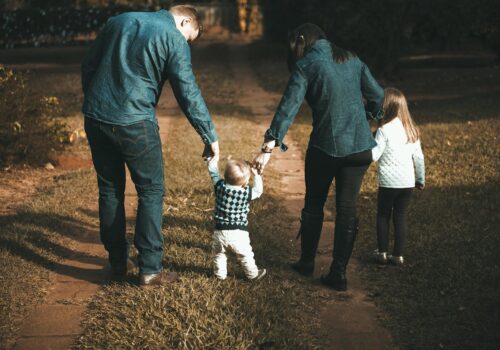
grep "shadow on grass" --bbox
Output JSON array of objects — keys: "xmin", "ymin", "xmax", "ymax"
[
  {"xmin": 355, "ymin": 182, "xmax": 500, "ymax": 350},
  {"xmin": 0, "ymin": 211, "xmax": 110, "ymax": 282}
]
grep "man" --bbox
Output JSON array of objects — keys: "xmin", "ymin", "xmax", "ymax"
[{"xmin": 81, "ymin": 5, "xmax": 219, "ymax": 286}]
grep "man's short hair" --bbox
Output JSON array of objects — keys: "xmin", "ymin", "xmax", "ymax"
[{"xmin": 170, "ymin": 4, "xmax": 203, "ymax": 38}]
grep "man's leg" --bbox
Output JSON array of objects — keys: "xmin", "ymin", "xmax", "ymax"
[
  {"xmin": 119, "ymin": 121, "xmax": 165, "ymax": 275},
  {"xmin": 84, "ymin": 118, "xmax": 128, "ymax": 270}
]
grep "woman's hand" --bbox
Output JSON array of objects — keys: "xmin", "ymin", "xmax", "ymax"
[{"xmin": 253, "ymin": 152, "xmax": 271, "ymax": 174}]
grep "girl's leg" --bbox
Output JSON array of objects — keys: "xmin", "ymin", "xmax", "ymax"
[
  {"xmin": 392, "ymin": 188, "xmax": 413, "ymax": 256},
  {"xmin": 376, "ymin": 188, "xmax": 397, "ymax": 253},
  {"xmin": 212, "ymin": 230, "xmax": 228, "ymax": 279}
]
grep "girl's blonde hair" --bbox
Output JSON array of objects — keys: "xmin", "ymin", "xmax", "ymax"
[
  {"xmin": 380, "ymin": 87, "xmax": 420, "ymax": 143},
  {"xmin": 224, "ymin": 159, "xmax": 251, "ymax": 186}
]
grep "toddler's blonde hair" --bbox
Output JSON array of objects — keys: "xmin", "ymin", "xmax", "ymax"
[{"xmin": 224, "ymin": 159, "xmax": 251, "ymax": 186}]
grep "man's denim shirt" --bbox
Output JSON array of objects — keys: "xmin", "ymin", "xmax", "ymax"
[
  {"xmin": 265, "ymin": 39, "xmax": 384, "ymax": 157},
  {"xmin": 81, "ymin": 10, "xmax": 217, "ymax": 144}
]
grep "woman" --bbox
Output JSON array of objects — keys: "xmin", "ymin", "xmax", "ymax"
[{"xmin": 254, "ymin": 23, "xmax": 384, "ymax": 291}]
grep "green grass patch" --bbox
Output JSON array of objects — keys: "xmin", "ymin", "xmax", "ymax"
[{"xmin": 76, "ymin": 115, "xmax": 325, "ymax": 349}]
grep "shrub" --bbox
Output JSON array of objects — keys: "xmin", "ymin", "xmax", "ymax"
[{"xmin": 0, "ymin": 64, "xmax": 68, "ymax": 166}]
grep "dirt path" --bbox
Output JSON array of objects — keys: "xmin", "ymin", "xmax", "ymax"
[{"xmin": 229, "ymin": 42, "xmax": 397, "ymax": 350}]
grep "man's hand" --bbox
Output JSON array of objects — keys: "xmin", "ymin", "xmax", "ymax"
[
  {"xmin": 416, "ymin": 182, "xmax": 425, "ymax": 190},
  {"xmin": 203, "ymin": 141, "xmax": 219, "ymax": 162}
]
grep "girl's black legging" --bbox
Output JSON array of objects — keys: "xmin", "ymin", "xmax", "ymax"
[
  {"xmin": 304, "ymin": 147, "xmax": 371, "ymax": 220},
  {"xmin": 376, "ymin": 187, "xmax": 413, "ymax": 256}
]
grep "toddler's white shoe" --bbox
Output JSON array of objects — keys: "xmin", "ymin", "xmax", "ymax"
[{"xmin": 250, "ymin": 268, "xmax": 267, "ymax": 280}]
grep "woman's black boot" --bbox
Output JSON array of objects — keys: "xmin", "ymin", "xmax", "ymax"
[
  {"xmin": 291, "ymin": 210, "xmax": 323, "ymax": 277},
  {"xmin": 320, "ymin": 217, "xmax": 359, "ymax": 291}
]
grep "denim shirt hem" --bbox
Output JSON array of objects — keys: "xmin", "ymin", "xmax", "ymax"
[
  {"xmin": 308, "ymin": 142, "xmax": 376, "ymax": 158},
  {"xmin": 83, "ymin": 113, "xmax": 158, "ymax": 126}
]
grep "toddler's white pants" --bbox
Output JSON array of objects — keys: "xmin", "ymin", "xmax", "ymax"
[{"xmin": 212, "ymin": 229, "xmax": 259, "ymax": 279}]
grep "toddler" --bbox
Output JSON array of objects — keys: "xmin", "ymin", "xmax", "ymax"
[
  {"xmin": 207, "ymin": 158, "xmax": 266, "ymax": 280},
  {"xmin": 372, "ymin": 87, "xmax": 425, "ymax": 265}
]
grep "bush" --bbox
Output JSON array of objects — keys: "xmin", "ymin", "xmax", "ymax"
[{"xmin": 0, "ymin": 65, "xmax": 68, "ymax": 166}]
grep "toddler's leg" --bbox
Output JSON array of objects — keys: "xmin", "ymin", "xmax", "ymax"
[
  {"xmin": 212, "ymin": 231, "xmax": 228, "ymax": 280},
  {"xmin": 229, "ymin": 230, "xmax": 259, "ymax": 279}
]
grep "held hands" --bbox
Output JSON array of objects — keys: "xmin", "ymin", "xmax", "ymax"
[
  {"xmin": 252, "ymin": 140, "xmax": 275, "ymax": 174},
  {"xmin": 253, "ymin": 152, "xmax": 271, "ymax": 174},
  {"xmin": 202, "ymin": 141, "xmax": 220, "ymax": 163}
]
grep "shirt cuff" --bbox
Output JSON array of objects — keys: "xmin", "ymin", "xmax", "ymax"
[
  {"xmin": 264, "ymin": 129, "xmax": 288, "ymax": 152},
  {"xmin": 200, "ymin": 128, "xmax": 218, "ymax": 145}
]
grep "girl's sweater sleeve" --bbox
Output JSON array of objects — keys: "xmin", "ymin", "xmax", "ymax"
[
  {"xmin": 413, "ymin": 140, "xmax": 425, "ymax": 185},
  {"xmin": 371, "ymin": 128, "xmax": 387, "ymax": 161},
  {"xmin": 251, "ymin": 175, "xmax": 263, "ymax": 200}
]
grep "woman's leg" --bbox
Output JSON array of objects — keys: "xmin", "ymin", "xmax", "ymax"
[
  {"xmin": 322, "ymin": 150, "xmax": 371, "ymax": 290},
  {"xmin": 392, "ymin": 188, "xmax": 413, "ymax": 257},
  {"xmin": 376, "ymin": 187, "xmax": 397, "ymax": 253},
  {"xmin": 292, "ymin": 148, "xmax": 338, "ymax": 275},
  {"xmin": 331, "ymin": 163, "xmax": 369, "ymax": 269}
]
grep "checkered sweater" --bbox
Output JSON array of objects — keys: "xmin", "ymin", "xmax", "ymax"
[{"xmin": 208, "ymin": 162, "xmax": 263, "ymax": 230}]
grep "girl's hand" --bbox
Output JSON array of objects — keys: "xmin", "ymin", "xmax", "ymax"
[{"xmin": 253, "ymin": 152, "xmax": 271, "ymax": 174}]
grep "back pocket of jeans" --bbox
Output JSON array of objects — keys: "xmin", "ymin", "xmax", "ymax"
[{"xmin": 118, "ymin": 121, "xmax": 150, "ymax": 158}]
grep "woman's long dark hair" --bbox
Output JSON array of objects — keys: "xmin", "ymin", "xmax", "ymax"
[{"xmin": 287, "ymin": 23, "xmax": 356, "ymax": 71}]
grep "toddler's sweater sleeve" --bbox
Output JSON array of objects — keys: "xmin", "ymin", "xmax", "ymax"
[
  {"xmin": 207, "ymin": 161, "xmax": 221, "ymax": 185},
  {"xmin": 251, "ymin": 175, "xmax": 263, "ymax": 200},
  {"xmin": 371, "ymin": 128, "xmax": 387, "ymax": 161},
  {"xmin": 413, "ymin": 140, "xmax": 425, "ymax": 185}
]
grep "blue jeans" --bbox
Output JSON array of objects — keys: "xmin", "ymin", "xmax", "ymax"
[{"xmin": 84, "ymin": 117, "xmax": 165, "ymax": 274}]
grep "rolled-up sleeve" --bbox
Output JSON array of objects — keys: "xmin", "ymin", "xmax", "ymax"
[
  {"xmin": 264, "ymin": 67, "xmax": 308, "ymax": 151},
  {"xmin": 166, "ymin": 38, "xmax": 218, "ymax": 144},
  {"xmin": 361, "ymin": 61, "xmax": 384, "ymax": 121}
]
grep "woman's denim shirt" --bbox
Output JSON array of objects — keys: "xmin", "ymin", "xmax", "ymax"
[{"xmin": 265, "ymin": 39, "xmax": 384, "ymax": 157}]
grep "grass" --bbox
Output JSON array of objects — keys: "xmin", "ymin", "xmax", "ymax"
[
  {"xmin": 249, "ymin": 40, "xmax": 500, "ymax": 349},
  {"xmin": 0, "ymin": 170, "xmax": 100, "ymax": 347},
  {"xmin": 76, "ymin": 114, "xmax": 327, "ymax": 349}
]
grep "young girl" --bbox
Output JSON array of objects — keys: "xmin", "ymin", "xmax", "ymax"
[{"xmin": 372, "ymin": 88, "xmax": 425, "ymax": 265}]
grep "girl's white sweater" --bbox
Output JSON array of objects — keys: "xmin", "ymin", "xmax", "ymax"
[{"xmin": 372, "ymin": 118, "xmax": 425, "ymax": 188}]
